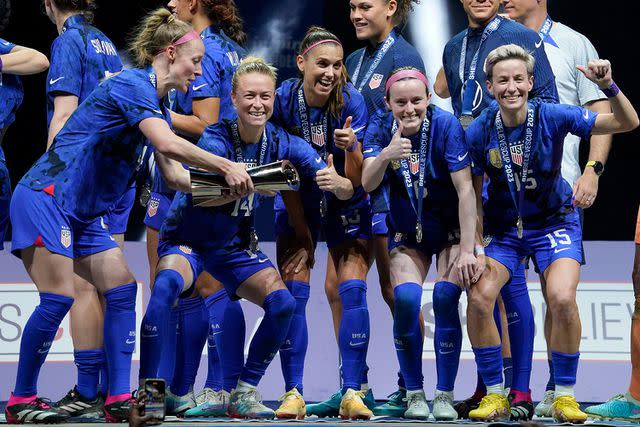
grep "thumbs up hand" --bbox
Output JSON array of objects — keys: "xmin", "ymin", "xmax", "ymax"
[
  {"xmin": 316, "ymin": 154, "xmax": 354, "ymax": 201},
  {"xmin": 382, "ymin": 120, "xmax": 412, "ymax": 162},
  {"xmin": 333, "ymin": 116, "xmax": 357, "ymax": 151}
]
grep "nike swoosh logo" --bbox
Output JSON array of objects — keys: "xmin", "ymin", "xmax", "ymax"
[
  {"xmin": 49, "ymin": 77, "xmax": 65, "ymax": 85},
  {"xmin": 2, "ymin": 41, "xmax": 10, "ymax": 45},
  {"xmin": 507, "ymin": 320, "xmax": 520, "ymax": 325},
  {"xmin": 439, "ymin": 350, "xmax": 455, "ymax": 355},
  {"xmin": 126, "ymin": 339, "xmax": 136, "ymax": 344},
  {"xmin": 457, "ymin": 152, "xmax": 469, "ymax": 161},
  {"xmin": 192, "ymin": 84, "xmax": 208, "ymax": 91},
  {"xmin": 363, "ymin": 148, "xmax": 374, "ymax": 154},
  {"xmin": 349, "ymin": 341, "xmax": 366, "ymax": 346},
  {"xmin": 583, "ymin": 109, "xmax": 590, "ymax": 120},
  {"xmin": 141, "ymin": 334, "xmax": 158, "ymax": 338},
  {"xmin": 346, "ymin": 227, "xmax": 359, "ymax": 234},
  {"xmin": 38, "ymin": 348, "xmax": 50, "ymax": 354},
  {"xmin": 152, "ymin": 109, "xmax": 163, "ymax": 115},
  {"xmin": 258, "ymin": 258, "xmax": 269, "ymax": 263},
  {"xmin": 372, "ymin": 220, "xmax": 382, "ymax": 226},
  {"xmin": 535, "ymin": 39, "xmax": 543, "ymax": 49},
  {"xmin": 554, "ymin": 247, "xmax": 570, "ymax": 254},
  {"xmin": 315, "ymin": 157, "xmax": 322, "ymax": 164},
  {"xmin": 352, "ymin": 125, "xmax": 366, "ymax": 134},
  {"xmin": 212, "ymin": 331, "xmax": 223, "ymax": 336}
]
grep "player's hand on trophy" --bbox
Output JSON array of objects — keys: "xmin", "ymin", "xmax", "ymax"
[
  {"xmin": 334, "ymin": 116, "xmax": 356, "ymax": 151},
  {"xmin": 223, "ymin": 160, "xmax": 253, "ymax": 196},
  {"xmin": 577, "ymin": 59, "xmax": 613, "ymax": 90},
  {"xmin": 382, "ymin": 121, "xmax": 412, "ymax": 162}
]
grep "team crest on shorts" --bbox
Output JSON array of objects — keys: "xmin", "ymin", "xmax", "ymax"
[
  {"xmin": 60, "ymin": 226, "xmax": 71, "ymax": 248},
  {"xmin": 147, "ymin": 199, "xmax": 159, "ymax": 217},
  {"xmin": 489, "ymin": 148, "xmax": 502, "ymax": 169},
  {"xmin": 409, "ymin": 153, "xmax": 420, "ymax": 175},
  {"xmin": 369, "ymin": 73, "xmax": 383, "ymax": 90},
  {"xmin": 510, "ymin": 144, "xmax": 523, "ymax": 166},
  {"xmin": 311, "ymin": 124, "xmax": 325, "ymax": 147},
  {"xmin": 179, "ymin": 245, "xmax": 192, "ymax": 254}
]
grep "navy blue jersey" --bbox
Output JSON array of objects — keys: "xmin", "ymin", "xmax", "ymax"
[
  {"xmin": 363, "ymin": 106, "xmax": 470, "ymax": 232},
  {"xmin": 172, "ymin": 26, "xmax": 246, "ymax": 121},
  {"xmin": 271, "ymin": 78, "xmax": 369, "ymax": 213},
  {"xmin": 46, "ymin": 15, "xmax": 123, "ymax": 127},
  {"xmin": 346, "ymin": 28, "xmax": 425, "ymax": 117},
  {"xmin": 443, "ymin": 16, "xmax": 558, "ymax": 118},
  {"xmin": 467, "ymin": 102, "xmax": 597, "ymax": 232},
  {"xmin": 0, "ymin": 38, "xmax": 24, "ymax": 129},
  {"xmin": 20, "ymin": 68, "xmax": 166, "ymax": 221},
  {"xmin": 160, "ymin": 119, "xmax": 325, "ymax": 248}
]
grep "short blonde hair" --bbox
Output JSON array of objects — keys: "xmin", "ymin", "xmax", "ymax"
[
  {"xmin": 231, "ymin": 56, "xmax": 277, "ymax": 93},
  {"xmin": 485, "ymin": 44, "xmax": 535, "ymax": 81}
]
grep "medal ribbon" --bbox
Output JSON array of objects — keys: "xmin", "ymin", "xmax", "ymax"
[
  {"xmin": 537, "ymin": 15, "xmax": 553, "ymax": 43},
  {"xmin": 351, "ymin": 31, "xmax": 396, "ymax": 92}
]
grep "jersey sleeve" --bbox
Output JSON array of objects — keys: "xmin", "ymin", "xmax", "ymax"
[
  {"xmin": 47, "ymin": 34, "xmax": 84, "ymax": 97},
  {"xmin": 443, "ymin": 114, "xmax": 471, "ymax": 173},
  {"xmin": 110, "ymin": 74, "xmax": 165, "ymax": 126},
  {"xmin": 362, "ymin": 112, "xmax": 390, "ymax": 159},
  {"xmin": 466, "ymin": 118, "xmax": 487, "ymax": 176},
  {"xmin": 0, "ymin": 38, "xmax": 16, "ymax": 55},
  {"xmin": 196, "ymin": 125, "xmax": 230, "ymax": 157},
  {"xmin": 271, "ymin": 89, "xmax": 286, "ymax": 128},
  {"xmin": 544, "ymin": 103, "xmax": 597, "ymax": 141},
  {"xmin": 573, "ymin": 36, "xmax": 606, "ymax": 106},
  {"xmin": 281, "ymin": 132, "xmax": 326, "ymax": 177},
  {"xmin": 190, "ymin": 49, "xmax": 222, "ymax": 99},
  {"xmin": 342, "ymin": 88, "xmax": 369, "ymax": 141}
]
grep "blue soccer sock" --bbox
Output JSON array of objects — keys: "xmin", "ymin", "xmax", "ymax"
[
  {"xmin": 239, "ymin": 289, "xmax": 295, "ymax": 386},
  {"xmin": 204, "ymin": 301, "xmax": 223, "ymax": 391},
  {"xmin": 103, "ymin": 283, "xmax": 137, "ymax": 397},
  {"xmin": 433, "ymin": 281, "xmax": 462, "ymax": 392},
  {"xmin": 338, "ymin": 279, "xmax": 370, "ymax": 393},
  {"xmin": 139, "ymin": 270, "xmax": 183, "ymax": 380},
  {"xmin": 393, "ymin": 283, "xmax": 424, "ymax": 391},
  {"xmin": 503, "ymin": 357, "xmax": 513, "ymax": 390},
  {"xmin": 552, "ymin": 351, "xmax": 579, "ymax": 387},
  {"xmin": 74, "ymin": 349, "xmax": 103, "ymax": 400},
  {"xmin": 546, "ymin": 358, "xmax": 555, "ymax": 391},
  {"xmin": 204, "ymin": 289, "xmax": 246, "ymax": 392},
  {"xmin": 279, "ymin": 281, "xmax": 310, "ymax": 394},
  {"xmin": 157, "ymin": 307, "xmax": 178, "ymax": 386},
  {"xmin": 473, "ymin": 345, "xmax": 503, "ymax": 389},
  {"xmin": 500, "ymin": 266, "xmax": 534, "ymax": 392},
  {"xmin": 171, "ymin": 297, "xmax": 208, "ymax": 396},
  {"xmin": 473, "ymin": 302, "xmax": 503, "ymax": 394},
  {"xmin": 14, "ymin": 293, "xmax": 74, "ymax": 396},
  {"xmin": 99, "ymin": 350, "xmax": 108, "ymax": 396}
]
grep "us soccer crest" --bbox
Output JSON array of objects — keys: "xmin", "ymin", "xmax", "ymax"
[
  {"xmin": 60, "ymin": 226, "xmax": 71, "ymax": 248},
  {"xmin": 147, "ymin": 199, "xmax": 159, "ymax": 217},
  {"xmin": 489, "ymin": 148, "xmax": 502, "ymax": 169},
  {"xmin": 179, "ymin": 245, "xmax": 192, "ymax": 254},
  {"xmin": 311, "ymin": 124, "xmax": 325, "ymax": 147},
  {"xmin": 409, "ymin": 153, "xmax": 420, "ymax": 175},
  {"xmin": 510, "ymin": 144, "xmax": 523, "ymax": 166},
  {"xmin": 369, "ymin": 73, "xmax": 383, "ymax": 90},
  {"xmin": 394, "ymin": 232, "xmax": 405, "ymax": 243}
]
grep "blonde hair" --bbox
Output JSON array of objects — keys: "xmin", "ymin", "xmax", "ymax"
[
  {"xmin": 485, "ymin": 44, "xmax": 535, "ymax": 81},
  {"xmin": 231, "ymin": 56, "xmax": 278, "ymax": 93},
  {"xmin": 129, "ymin": 8, "xmax": 193, "ymax": 67}
]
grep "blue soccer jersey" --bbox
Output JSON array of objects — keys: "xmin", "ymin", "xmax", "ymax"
[
  {"xmin": 467, "ymin": 102, "xmax": 597, "ymax": 233},
  {"xmin": 363, "ymin": 106, "xmax": 470, "ymax": 233},
  {"xmin": 0, "ymin": 38, "xmax": 24, "ymax": 129},
  {"xmin": 346, "ymin": 28, "xmax": 425, "ymax": 117},
  {"xmin": 160, "ymin": 119, "xmax": 326, "ymax": 248},
  {"xmin": 443, "ymin": 16, "xmax": 558, "ymax": 119},
  {"xmin": 46, "ymin": 15, "xmax": 123, "ymax": 127},
  {"xmin": 271, "ymin": 78, "xmax": 369, "ymax": 214},
  {"xmin": 20, "ymin": 67, "xmax": 167, "ymax": 221}
]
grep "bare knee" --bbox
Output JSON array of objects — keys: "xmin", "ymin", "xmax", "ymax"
[
  {"xmin": 467, "ymin": 287, "xmax": 496, "ymax": 321},
  {"xmin": 547, "ymin": 290, "xmax": 578, "ymax": 321}
]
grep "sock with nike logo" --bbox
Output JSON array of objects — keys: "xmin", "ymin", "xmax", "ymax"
[
  {"xmin": 14, "ymin": 292, "xmax": 74, "ymax": 396},
  {"xmin": 171, "ymin": 297, "xmax": 208, "ymax": 396},
  {"xmin": 239, "ymin": 289, "xmax": 295, "ymax": 386},
  {"xmin": 393, "ymin": 282, "xmax": 424, "ymax": 391},
  {"xmin": 139, "ymin": 271, "xmax": 183, "ymax": 380},
  {"xmin": 279, "ymin": 281, "xmax": 310, "ymax": 394},
  {"xmin": 433, "ymin": 281, "xmax": 462, "ymax": 392},
  {"xmin": 104, "ymin": 282, "xmax": 137, "ymax": 396},
  {"xmin": 338, "ymin": 279, "xmax": 370, "ymax": 393}
]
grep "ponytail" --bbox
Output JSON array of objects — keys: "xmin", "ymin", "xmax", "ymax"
[
  {"xmin": 129, "ymin": 8, "xmax": 192, "ymax": 67},
  {"xmin": 200, "ymin": 0, "xmax": 247, "ymax": 45}
]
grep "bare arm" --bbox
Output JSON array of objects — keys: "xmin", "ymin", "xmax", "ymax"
[
  {"xmin": 169, "ymin": 97, "xmax": 220, "ymax": 138},
  {"xmin": 1, "ymin": 45, "xmax": 49, "ymax": 75},
  {"xmin": 47, "ymin": 95, "xmax": 78, "ymax": 149},
  {"xmin": 155, "ymin": 151, "xmax": 190, "ymax": 192},
  {"xmin": 361, "ymin": 123, "xmax": 411, "ymax": 193},
  {"xmin": 472, "ymin": 174, "xmax": 485, "ymax": 239},
  {"xmin": 434, "ymin": 66, "xmax": 450, "ymax": 99},
  {"xmin": 344, "ymin": 143, "xmax": 364, "ymax": 188},
  {"xmin": 450, "ymin": 167, "xmax": 476, "ymax": 254}
]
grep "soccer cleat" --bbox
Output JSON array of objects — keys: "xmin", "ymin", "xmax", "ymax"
[
  {"xmin": 403, "ymin": 390, "xmax": 430, "ymax": 420},
  {"xmin": 184, "ymin": 388, "xmax": 229, "ymax": 418},
  {"xmin": 534, "ymin": 389, "xmax": 555, "ymax": 417},
  {"xmin": 373, "ymin": 389, "xmax": 407, "ymax": 417},
  {"xmin": 454, "ymin": 389, "xmax": 485, "ymax": 419},
  {"xmin": 166, "ymin": 387, "xmax": 196, "ymax": 416},
  {"xmin": 551, "ymin": 395, "xmax": 587, "ymax": 423},
  {"xmin": 227, "ymin": 388, "xmax": 275, "ymax": 419},
  {"xmin": 339, "ymin": 388, "xmax": 373, "ymax": 420},
  {"xmin": 103, "ymin": 395, "xmax": 134, "ymax": 423},
  {"xmin": 432, "ymin": 392, "xmax": 457, "ymax": 420},
  {"xmin": 362, "ymin": 388, "xmax": 376, "ymax": 410},
  {"xmin": 275, "ymin": 388, "xmax": 306, "ymax": 420},
  {"xmin": 55, "ymin": 387, "xmax": 103, "ymax": 419},
  {"xmin": 305, "ymin": 390, "xmax": 342, "ymax": 418},
  {"xmin": 585, "ymin": 393, "xmax": 640, "ymax": 422},
  {"xmin": 468, "ymin": 392, "xmax": 510, "ymax": 421},
  {"xmin": 508, "ymin": 390, "xmax": 534, "ymax": 421},
  {"xmin": 5, "ymin": 394, "xmax": 70, "ymax": 424}
]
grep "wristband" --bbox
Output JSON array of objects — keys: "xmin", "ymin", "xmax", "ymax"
[
  {"xmin": 346, "ymin": 139, "xmax": 359, "ymax": 153},
  {"xmin": 602, "ymin": 81, "xmax": 620, "ymax": 98},
  {"xmin": 474, "ymin": 244, "xmax": 485, "ymax": 256}
]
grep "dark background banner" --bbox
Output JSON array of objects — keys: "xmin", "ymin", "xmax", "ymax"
[{"xmin": 1, "ymin": 0, "xmax": 638, "ymax": 241}]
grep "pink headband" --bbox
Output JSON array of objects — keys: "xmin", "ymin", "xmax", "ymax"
[
  {"xmin": 385, "ymin": 69, "xmax": 430, "ymax": 94},
  {"xmin": 300, "ymin": 39, "xmax": 342, "ymax": 56},
  {"xmin": 157, "ymin": 30, "xmax": 200, "ymax": 54}
]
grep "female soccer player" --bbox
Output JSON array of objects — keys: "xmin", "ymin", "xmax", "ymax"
[
  {"xmin": 41, "ymin": 0, "xmax": 126, "ymax": 417},
  {"xmin": 141, "ymin": 0, "xmax": 248, "ymax": 417},
  {"xmin": 361, "ymin": 67, "xmax": 481, "ymax": 419},
  {"xmin": 270, "ymin": 26, "xmax": 371, "ymax": 420},
  {"xmin": 466, "ymin": 44, "xmax": 638, "ymax": 422},
  {"xmin": 140, "ymin": 56, "xmax": 354, "ymax": 420},
  {"xmin": 4, "ymin": 9, "xmax": 252, "ymax": 424}
]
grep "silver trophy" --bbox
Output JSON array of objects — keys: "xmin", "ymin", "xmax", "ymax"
[{"xmin": 190, "ymin": 160, "xmax": 301, "ymax": 207}]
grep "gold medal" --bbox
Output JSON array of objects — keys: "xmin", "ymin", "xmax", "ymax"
[
  {"xmin": 416, "ymin": 222, "xmax": 423, "ymax": 243},
  {"xmin": 517, "ymin": 217, "xmax": 523, "ymax": 239},
  {"xmin": 459, "ymin": 114, "xmax": 474, "ymax": 130}
]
